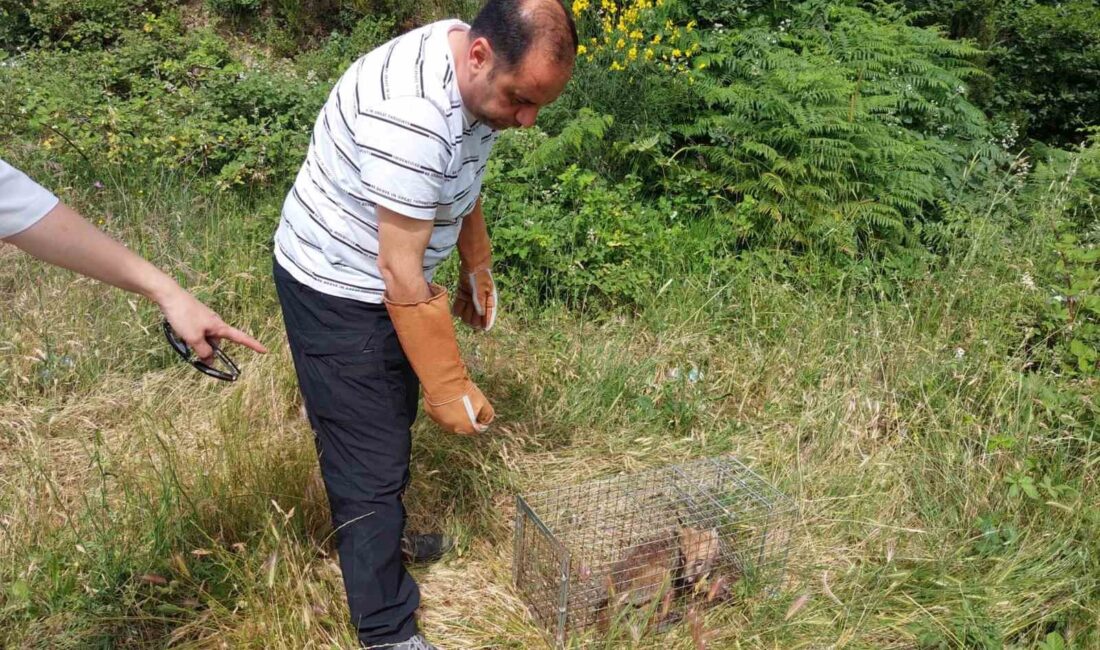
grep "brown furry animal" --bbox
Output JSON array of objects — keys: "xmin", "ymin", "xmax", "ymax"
[{"xmin": 596, "ymin": 525, "xmax": 721, "ymax": 634}]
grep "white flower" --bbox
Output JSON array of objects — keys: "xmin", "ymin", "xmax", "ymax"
[
  {"xmin": 954, "ymin": 347, "xmax": 966, "ymax": 359},
  {"xmin": 1021, "ymin": 273, "xmax": 1036, "ymax": 290}
]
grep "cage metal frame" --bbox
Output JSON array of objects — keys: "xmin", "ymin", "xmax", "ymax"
[{"xmin": 513, "ymin": 455, "xmax": 794, "ymax": 648}]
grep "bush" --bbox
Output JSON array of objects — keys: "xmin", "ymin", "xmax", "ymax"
[
  {"xmin": 902, "ymin": 0, "xmax": 1100, "ymax": 147},
  {"xmin": 0, "ymin": 0, "xmax": 169, "ymax": 53},
  {"xmin": 1021, "ymin": 132, "xmax": 1100, "ymax": 377},
  {"xmin": 552, "ymin": 1, "xmax": 1001, "ymax": 262},
  {"xmin": 1, "ymin": 12, "xmax": 327, "ymax": 189},
  {"xmin": 991, "ymin": 1, "xmax": 1100, "ymax": 146},
  {"xmin": 485, "ymin": 126, "xmax": 701, "ymax": 306},
  {"xmin": 207, "ymin": 0, "xmax": 264, "ymax": 17}
]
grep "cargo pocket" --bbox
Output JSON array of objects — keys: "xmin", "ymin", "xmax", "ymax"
[{"xmin": 297, "ymin": 329, "xmax": 407, "ymax": 423}]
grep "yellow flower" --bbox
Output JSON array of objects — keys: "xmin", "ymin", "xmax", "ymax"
[
  {"xmin": 571, "ymin": 0, "xmax": 590, "ymax": 16},
  {"xmin": 627, "ymin": 46, "xmax": 638, "ymax": 61},
  {"xmin": 686, "ymin": 20, "xmax": 697, "ymax": 32},
  {"xmin": 629, "ymin": 29, "xmax": 643, "ymax": 40},
  {"xmin": 697, "ymin": 61, "xmax": 708, "ymax": 70},
  {"xmin": 616, "ymin": 38, "xmax": 626, "ymax": 49},
  {"xmin": 610, "ymin": 61, "xmax": 624, "ymax": 71},
  {"xmin": 672, "ymin": 48, "xmax": 682, "ymax": 57},
  {"xmin": 577, "ymin": 44, "xmax": 588, "ymax": 55},
  {"xmin": 644, "ymin": 47, "xmax": 655, "ymax": 61},
  {"xmin": 651, "ymin": 33, "xmax": 662, "ymax": 44}
]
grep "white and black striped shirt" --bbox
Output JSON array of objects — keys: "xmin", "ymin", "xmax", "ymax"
[{"xmin": 275, "ymin": 19, "xmax": 498, "ymax": 302}]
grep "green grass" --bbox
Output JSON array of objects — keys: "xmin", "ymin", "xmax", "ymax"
[{"xmin": 0, "ymin": 165, "xmax": 1096, "ymax": 648}]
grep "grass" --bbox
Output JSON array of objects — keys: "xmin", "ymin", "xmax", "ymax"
[{"xmin": 0, "ymin": 162, "xmax": 1097, "ymax": 649}]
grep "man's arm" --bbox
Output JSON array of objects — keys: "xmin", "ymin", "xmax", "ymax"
[
  {"xmin": 4, "ymin": 201, "xmax": 267, "ymax": 361},
  {"xmin": 377, "ymin": 205, "xmax": 494, "ymax": 434},
  {"xmin": 377, "ymin": 206, "xmax": 434, "ymax": 303}
]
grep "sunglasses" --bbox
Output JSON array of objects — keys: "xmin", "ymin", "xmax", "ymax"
[{"xmin": 162, "ymin": 320, "xmax": 241, "ymax": 382}]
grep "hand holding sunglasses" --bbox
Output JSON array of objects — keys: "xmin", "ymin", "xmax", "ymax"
[
  {"xmin": 163, "ymin": 320, "xmax": 242, "ymax": 381},
  {"xmin": 155, "ymin": 289, "xmax": 268, "ymax": 382}
]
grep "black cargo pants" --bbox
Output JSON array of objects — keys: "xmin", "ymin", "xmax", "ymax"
[{"xmin": 273, "ymin": 259, "xmax": 421, "ymax": 647}]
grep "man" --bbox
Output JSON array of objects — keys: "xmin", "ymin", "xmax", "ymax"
[
  {"xmin": 272, "ymin": 0, "xmax": 576, "ymax": 647},
  {"xmin": 0, "ymin": 158, "xmax": 266, "ymax": 362}
]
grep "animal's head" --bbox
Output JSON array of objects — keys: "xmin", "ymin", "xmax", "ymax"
[{"xmin": 679, "ymin": 526, "xmax": 721, "ymax": 585}]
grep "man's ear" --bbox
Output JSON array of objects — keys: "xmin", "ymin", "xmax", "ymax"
[{"xmin": 469, "ymin": 36, "xmax": 493, "ymax": 74}]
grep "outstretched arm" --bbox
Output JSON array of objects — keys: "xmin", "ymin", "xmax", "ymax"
[{"xmin": 4, "ymin": 201, "xmax": 267, "ymax": 361}]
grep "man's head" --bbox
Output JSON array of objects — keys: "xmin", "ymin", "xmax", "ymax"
[{"xmin": 455, "ymin": 0, "xmax": 577, "ymax": 130}]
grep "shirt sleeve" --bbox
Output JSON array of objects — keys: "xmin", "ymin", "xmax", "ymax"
[
  {"xmin": 0, "ymin": 158, "xmax": 60, "ymax": 238},
  {"xmin": 353, "ymin": 97, "xmax": 452, "ymax": 220}
]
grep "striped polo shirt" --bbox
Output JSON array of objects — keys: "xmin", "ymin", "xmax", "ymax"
[{"xmin": 274, "ymin": 19, "xmax": 499, "ymax": 302}]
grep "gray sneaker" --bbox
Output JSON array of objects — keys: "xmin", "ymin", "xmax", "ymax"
[{"xmin": 368, "ymin": 635, "xmax": 438, "ymax": 650}]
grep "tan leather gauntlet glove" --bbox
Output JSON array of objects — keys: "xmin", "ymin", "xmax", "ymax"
[
  {"xmin": 452, "ymin": 205, "xmax": 497, "ymax": 331},
  {"xmin": 385, "ymin": 283, "xmax": 494, "ymax": 434}
]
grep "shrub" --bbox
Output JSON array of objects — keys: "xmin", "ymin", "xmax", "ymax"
[
  {"xmin": 1022, "ymin": 132, "xmax": 1100, "ymax": 377},
  {"xmin": 0, "ymin": 0, "xmax": 169, "ymax": 53},
  {"xmin": 902, "ymin": 0, "xmax": 1100, "ymax": 147},
  {"xmin": 1, "ymin": 12, "xmax": 327, "ymax": 189},
  {"xmin": 551, "ymin": 1, "xmax": 1001, "ymax": 261},
  {"xmin": 991, "ymin": 1, "xmax": 1100, "ymax": 146},
  {"xmin": 207, "ymin": 0, "xmax": 264, "ymax": 17}
]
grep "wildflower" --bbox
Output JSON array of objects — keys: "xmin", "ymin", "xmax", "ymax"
[
  {"xmin": 1021, "ymin": 273, "xmax": 1036, "ymax": 290},
  {"xmin": 686, "ymin": 20, "xmax": 696, "ymax": 32},
  {"xmin": 672, "ymin": 48, "xmax": 682, "ymax": 58},
  {"xmin": 616, "ymin": 38, "xmax": 626, "ymax": 49},
  {"xmin": 577, "ymin": 44, "xmax": 588, "ymax": 55},
  {"xmin": 651, "ymin": 33, "xmax": 662, "ymax": 44},
  {"xmin": 629, "ymin": 29, "xmax": 643, "ymax": 40},
  {"xmin": 644, "ymin": 48, "xmax": 655, "ymax": 61},
  {"xmin": 571, "ymin": 0, "xmax": 590, "ymax": 16},
  {"xmin": 610, "ymin": 61, "xmax": 624, "ymax": 71},
  {"xmin": 627, "ymin": 46, "xmax": 638, "ymax": 61}
]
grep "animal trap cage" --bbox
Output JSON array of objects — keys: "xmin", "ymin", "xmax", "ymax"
[{"xmin": 513, "ymin": 456, "xmax": 795, "ymax": 647}]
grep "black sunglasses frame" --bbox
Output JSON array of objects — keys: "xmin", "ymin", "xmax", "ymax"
[{"xmin": 162, "ymin": 320, "xmax": 241, "ymax": 382}]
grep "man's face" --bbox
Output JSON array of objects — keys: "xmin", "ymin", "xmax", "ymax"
[{"xmin": 464, "ymin": 39, "xmax": 573, "ymax": 130}]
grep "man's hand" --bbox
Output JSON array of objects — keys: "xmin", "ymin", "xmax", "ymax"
[
  {"xmin": 423, "ymin": 368, "xmax": 494, "ymax": 435},
  {"xmin": 452, "ymin": 199, "xmax": 497, "ymax": 331},
  {"xmin": 453, "ymin": 267, "xmax": 497, "ymax": 331},
  {"xmin": 156, "ymin": 287, "xmax": 268, "ymax": 363}
]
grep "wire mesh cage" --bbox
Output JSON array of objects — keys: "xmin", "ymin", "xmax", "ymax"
[{"xmin": 513, "ymin": 455, "xmax": 795, "ymax": 647}]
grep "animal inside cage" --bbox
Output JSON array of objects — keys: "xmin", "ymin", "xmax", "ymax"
[{"xmin": 513, "ymin": 455, "xmax": 795, "ymax": 647}]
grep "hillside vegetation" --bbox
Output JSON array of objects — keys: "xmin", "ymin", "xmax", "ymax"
[{"xmin": 0, "ymin": 0, "xmax": 1096, "ymax": 647}]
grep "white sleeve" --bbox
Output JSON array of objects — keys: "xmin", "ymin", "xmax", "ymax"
[
  {"xmin": 353, "ymin": 97, "xmax": 452, "ymax": 220},
  {"xmin": 0, "ymin": 159, "xmax": 60, "ymax": 238}
]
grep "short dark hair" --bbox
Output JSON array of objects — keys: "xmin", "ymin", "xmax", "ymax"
[{"xmin": 469, "ymin": 0, "xmax": 578, "ymax": 70}]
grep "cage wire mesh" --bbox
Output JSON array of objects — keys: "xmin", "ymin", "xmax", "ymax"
[{"xmin": 513, "ymin": 455, "xmax": 795, "ymax": 647}]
